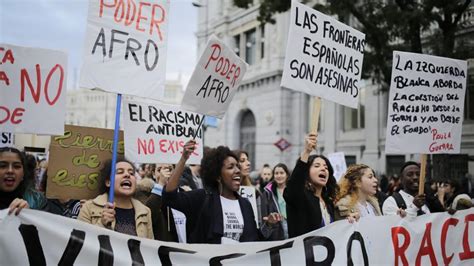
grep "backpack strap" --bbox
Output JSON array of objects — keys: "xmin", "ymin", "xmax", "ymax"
[{"xmin": 392, "ymin": 192, "xmax": 407, "ymax": 210}]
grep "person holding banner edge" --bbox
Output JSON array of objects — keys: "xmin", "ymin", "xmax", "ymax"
[
  {"xmin": 163, "ymin": 140, "xmax": 281, "ymax": 243},
  {"xmin": 283, "ymin": 133, "xmax": 338, "ymax": 238},
  {"xmin": 0, "ymin": 147, "xmax": 48, "ymax": 215},
  {"xmin": 78, "ymin": 157, "xmax": 153, "ymax": 239}
]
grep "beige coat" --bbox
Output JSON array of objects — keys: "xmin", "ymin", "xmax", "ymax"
[
  {"xmin": 335, "ymin": 194, "xmax": 382, "ymax": 221},
  {"xmin": 78, "ymin": 193, "xmax": 154, "ymax": 239}
]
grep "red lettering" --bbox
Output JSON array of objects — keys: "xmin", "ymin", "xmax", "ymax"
[
  {"xmin": 167, "ymin": 140, "xmax": 176, "ymax": 153},
  {"xmin": 0, "ymin": 47, "xmax": 15, "ymax": 64},
  {"xmin": 114, "ymin": 0, "xmax": 125, "ymax": 23},
  {"xmin": 159, "ymin": 139, "xmax": 166, "ymax": 152},
  {"xmin": 125, "ymin": 0, "xmax": 136, "ymax": 26},
  {"xmin": 150, "ymin": 4, "xmax": 165, "ymax": 41},
  {"xmin": 415, "ymin": 222, "xmax": 438, "ymax": 266},
  {"xmin": 226, "ymin": 64, "xmax": 236, "ymax": 81},
  {"xmin": 0, "ymin": 71, "xmax": 10, "ymax": 85},
  {"xmin": 99, "ymin": 0, "xmax": 117, "ymax": 17},
  {"xmin": 136, "ymin": 2, "xmax": 151, "ymax": 32},
  {"xmin": 441, "ymin": 218, "xmax": 459, "ymax": 265},
  {"xmin": 205, "ymin": 44, "xmax": 222, "ymax": 69},
  {"xmin": 391, "ymin": 226, "xmax": 411, "ymax": 266},
  {"xmin": 20, "ymin": 64, "xmax": 41, "ymax": 103},
  {"xmin": 459, "ymin": 214, "xmax": 474, "ymax": 260},
  {"xmin": 137, "ymin": 138, "xmax": 147, "ymax": 155},
  {"xmin": 0, "ymin": 106, "xmax": 25, "ymax": 125},
  {"xmin": 44, "ymin": 64, "xmax": 64, "ymax": 106}
]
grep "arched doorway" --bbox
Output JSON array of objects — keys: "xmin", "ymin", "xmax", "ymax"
[{"xmin": 239, "ymin": 110, "xmax": 256, "ymax": 168}]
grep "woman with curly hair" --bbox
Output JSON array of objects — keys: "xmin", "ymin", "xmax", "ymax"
[
  {"xmin": 335, "ymin": 164, "xmax": 381, "ymax": 222},
  {"xmin": 283, "ymin": 133, "xmax": 338, "ymax": 238},
  {"xmin": 163, "ymin": 140, "xmax": 280, "ymax": 243}
]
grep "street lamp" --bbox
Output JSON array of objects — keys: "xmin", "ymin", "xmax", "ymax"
[{"xmin": 191, "ymin": 0, "xmax": 208, "ymax": 41}]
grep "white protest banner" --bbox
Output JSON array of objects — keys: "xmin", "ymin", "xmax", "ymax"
[
  {"xmin": 385, "ymin": 51, "xmax": 467, "ymax": 154},
  {"xmin": 327, "ymin": 152, "xmax": 347, "ymax": 182},
  {"xmin": 1, "ymin": 209, "xmax": 473, "ymax": 265},
  {"xmin": 124, "ymin": 100, "xmax": 203, "ymax": 164},
  {"xmin": 239, "ymin": 186, "xmax": 259, "ymax": 227},
  {"xmin": 0, "ymin": 132, "xmax": 14, "ymax": 148},
  {"xmin": 80, "ymin": 0, "xmax": 170, "ymax": 99},
  {"xmin": 181, "ymin": 35, "xmax": 248, "ymax": 118},
  {"xmin": 0, "ymin": 44, "xmax": 67, "ymax": 135},
  {"xmin": 281, "ymin": 1, "xmax": 365, "ymax": 108}
]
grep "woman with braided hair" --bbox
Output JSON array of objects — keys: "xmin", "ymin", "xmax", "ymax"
[{"xmin": 334, "ymin": 164, "xmax": 381, "ymax": 222}]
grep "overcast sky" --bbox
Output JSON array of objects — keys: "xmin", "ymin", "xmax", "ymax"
[{"xmin": 0, "ymin": 0, "xmax": 198, "ymax": 88}]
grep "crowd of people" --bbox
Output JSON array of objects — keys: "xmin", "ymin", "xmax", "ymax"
[{"xmin": 1, "ymin": 133, "xmax": 473, "ymax": 244}]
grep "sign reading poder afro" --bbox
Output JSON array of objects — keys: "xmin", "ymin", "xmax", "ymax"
[
  {"xmin": 0, "ymin": 44, "xmax": 67, "ymax": 135},
  {"xmin": 80, "ymin": 0, "xmax": 169, "ymax": 99},
  {"xmin": 181, "ymin": 35, "xmax": 248, "ymax": 118},
  {"xmin": 281, "ymin": 0, "xmax": 365, "ymax": 108},
  {"xmin": 124, "ymin": 100, "xmax": 203, "ymax": 164}
]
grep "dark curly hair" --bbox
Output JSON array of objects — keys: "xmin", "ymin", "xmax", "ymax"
[
  {"xmin": 98, "ymin": 156, "xmax": 135, "ymax": 194},
  {"xmin": 305, "ymin": 155, "xmax": 338, "ymax": 201},
  {"xmin": 200, "ymin": 146, "xmax": 238, "ymax": 190}
]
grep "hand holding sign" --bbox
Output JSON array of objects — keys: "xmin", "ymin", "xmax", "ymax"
[{"xmin": 182, "ymin": 139, "xmax": 197, "ymax": 161}]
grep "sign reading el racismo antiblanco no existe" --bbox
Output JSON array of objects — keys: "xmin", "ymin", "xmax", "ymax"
[
  {"xmin": 80, "ymin": 0, "xmax": 170, "ymax": 100},
  {"xmin": 123, "ymin": 100, "xmax": 203, "ymax": 164},
  {"xmin": 181, "ymin": 35, "xmax": 248, "ymax": 118},
  {"xmin": 0, "ymin": 44, "xmax": 67, "ymax": 135},
  {"xmin": 385, "ymin": 51, "xmax": 467, "ymax": 154},
  {"xmin": 281, "ymin": 0, "xmax": 366, "ymax": 108}
]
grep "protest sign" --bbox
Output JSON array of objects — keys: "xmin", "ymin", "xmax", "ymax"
[
  {"xmin": 47, "ymin": 125, "xmax": 124, "ymax": 200},
  {"xmin": 0, "ymin": 44, "xmax": 67, "ymax": 135},
  {"xmin": 124, "ymin": 100, "xmax": 203, "ymax": 164},
  {"xmin": 181, "ymin": 35, "xmax": 248, "ymax": 118},
  {"xmin": 1, "ymin": 209, "xmax": 473, "ymax": 265},
  {"xmin": 0, "ymin": 132, "xmax": 14, "ymax": 148},
  {"xmin": 280, "ymin": 0, "xmax": 365, "ymax": 108},
  {"xmin": 239, "ymin": 185, "xmax": 259, "ymax": 227},
  {"xmin": 80, "ymin": 0, "xmax": 170, "ymax": 99},
  {"xmin": 385, "ymin": 51, "xmax": 467, "ymax": 154},
  {"xmin": 327, "ymin": 152, "xmax": 347, "ymax": 182}
]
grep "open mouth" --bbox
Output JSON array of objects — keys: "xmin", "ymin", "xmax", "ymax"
[
  {"xmin": 120, "ymin": 180, "xmax": 132, "ymax": 189},
  {"xmin": 3, "ymin": 177, "xmax": 16, "ymax": 186},
  {"xmin": 318, "ymin": 173, "xmax": 327, "ymax": 179}
]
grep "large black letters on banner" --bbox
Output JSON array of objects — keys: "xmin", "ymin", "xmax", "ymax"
[
  {"xmin": 98, "ymin": 235, "xmax": 114, "ymax": 266},
  {"xmin": 158, "ymin": 246, "xmax": 196, "ymax": 266},
  {"xmin": 58, "ymin": 229, "xmax": 86, "ymax": 266},
  {"xmin": 19, "ymin": 224, "xmax": 46, "ymax": 266},
  {"xmin": 347, "ymin": 231, "xmax": 369, "ymax": 266},
  {"xmin": 209, "ymin": 253, "xmax": 246, "ymax": 266},
  {"xmin": 257, "ymin": 240, "xmax": 295, "ymax": 266},
  {"xmin": 128, "ymin": 239, "xmax": 145, "ymax": 266},
  {"xmin": 303, "ymin": 236, "xmax": 335, "ymax": 266}
]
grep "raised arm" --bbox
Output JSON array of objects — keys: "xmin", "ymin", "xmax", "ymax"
[{"xmin": 165, "ymin": 140, "xmax": 196, "ymax": 192}]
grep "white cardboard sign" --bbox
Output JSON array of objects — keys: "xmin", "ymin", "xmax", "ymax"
[
  {"xmin": 80, "ymin": 0, "xmax": 170, "ymax": 99},
  {"xmin": 0, "ymin": 44, "xmax": 67, "ymax": 135},
  {"xmin": 385, "ymin": 51, "xmax": 467, "ymax": 154},
  {"xmin": 124, "ymin": 100, "xmax": 203, "ymax": 164},
  {"xmin": 327, "ymin": 152, "xmax": 347, "ymax": 182},
  {"xmin": 181, "ymin": 35, "xmax": 248, "ymax": 118},
  {"xmin": 281, "ymin": 0, "xmax": 366, "ymax": 108},
  {"xmin": 0, "ymin": 132, "xmax": 14, "ymax": 148}
]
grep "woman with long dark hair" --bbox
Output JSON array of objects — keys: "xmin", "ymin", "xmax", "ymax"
[
  {"xmin": 283, "ymin": 134, "xmax": 338, "ymax": 237},
  {"xmin": 0, "ymin": 147, "xmax": 47, "ymax": 215}
]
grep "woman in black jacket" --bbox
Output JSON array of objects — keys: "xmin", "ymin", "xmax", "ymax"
[
  {"xmin": 283, "ymin": 133, "xmax": 338, "ymax": 238},
  {"xmin": 162, "ymin": 141, "xmax": 279, "ymax": 244}
]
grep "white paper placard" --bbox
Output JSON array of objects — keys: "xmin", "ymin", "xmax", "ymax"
[
  {"xmin": 327, "ymin": 152, "xmax": 347, "ymax": 182},
  {"xmin": 0, "ymin": 43, "xmax": 67, "ymax": 135},
  {"xmin": 385, "ymin": 51, "xmax": 467, "ymax": 154},
  {"xmin": 281, "ymin": 0, "xmax": 366, "ymax": 108},
  {"xmin": 124, "ymin": 100, "xmax": 203, "ymax": 164},
  {"xmin": 181, "ymin": 35, "xmax": 248, "ymax": 118},
  {"xmin": 80, "ymin": 0, "xmax": 170, "ymax": 99}
]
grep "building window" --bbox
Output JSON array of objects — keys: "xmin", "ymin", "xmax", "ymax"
[
  {"xmin": 345, "ymin": 155, "xmax": 356, "ymax": 167},
  {"xmin": 386, "ymin": 155, "xmax": 405, "ymax": 177},
  {"xmin": 239, "ymin": 110, "xmax": 256, "ymax": 167},
  {"xmin": 343, "ymin": 88, "xmax": 365, "ymax": 130},
  {"xmin": 233, "ymin": 35, "xmax": 240, "ymax": 57},
  {"xmin": 245, "ymin": 29, "xmax": 256, "ymax": 65},
  {"xmin": 465, "ymin": 68, "xmax": 474, "ymax": 121},
  {"xmin": 260, "ymin": 25, "xmax": 265, "ymax": 59}
]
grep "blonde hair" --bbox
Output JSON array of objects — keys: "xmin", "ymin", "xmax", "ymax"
[{"xmin": 335, "ymin": 164, "xmax": 372, "ymax": 206}]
